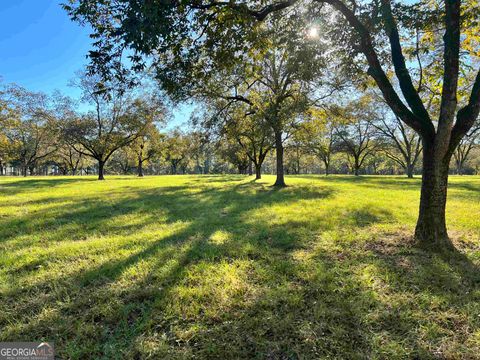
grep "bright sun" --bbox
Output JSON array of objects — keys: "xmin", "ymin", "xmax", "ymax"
[{"xmin": 308, "ymin": 27, "xmax": 319, "ymax": 38}]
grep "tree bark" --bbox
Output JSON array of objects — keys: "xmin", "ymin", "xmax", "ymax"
[
  {"xmin": 248, "ymin": 161, "xmax": 253, "ymax": 176},
  {"xmin": 353, "ymin": 157, "xmax": 360, "ymax": 176},
  {"xmin": 406, "ymin": 164, "xmax": 414, "ymax": 178},
  {"xmin": 414, "ymin": 144, "xmax": 453, "ymax": 249},
  {"xmin": 255, "ymin": 164, "xmax": 262, "ymax": 180},
  {"xmin": 323, "ymin": 160, "xmax": 330, "ymax": 176},
  {"xmin": 98, "ymin": 160, "xmax": 105, "ymax": 180},
  {"xmin": 274, "ymin": 130, "xmax": 286, "ymax": 186},
  {"xmin": 138, "ymin": 157, "xmax": 144, "ymax": 177},
  {"xmin": 455, "ymin": 159, "xmax": 464, "ymax": 175}
]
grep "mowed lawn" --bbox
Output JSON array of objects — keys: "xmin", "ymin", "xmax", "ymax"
[{"xmin": 0, "ymin": 175, "xmax": 479, "ymax": 359}]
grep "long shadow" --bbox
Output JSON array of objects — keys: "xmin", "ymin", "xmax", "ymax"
[
  {"xmin": 0, "ymin": 177, "xmax": 99, "ymax": 195},
  {"xmin": 1, "ymin": 179, "xmax": 338, "ymax": 358},
  {"xmin": 294, "ymin": 174, "xmax": 480, "ymax": 203},
  {"xmin": 447, "ymin": 181, "xmax": 480, "ymax": 202},
  {"xmin": 292, "ymin": 232, "xmax": 480, "ymax": 359},
  {"xmin": 1, "ymin": 177, "xmax": 478, "ymax": 358}
]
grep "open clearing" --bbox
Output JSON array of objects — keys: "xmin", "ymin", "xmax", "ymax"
[{"xmin": 1, "ymin": 175, "xmax": 479, "ymax": 359}]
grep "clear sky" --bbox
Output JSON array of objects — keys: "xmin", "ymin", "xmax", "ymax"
[
  {"xmin": 0, "ymin": 0, "xmax": 91, "ymax": 98},
  {"xmin": 0, "ymin": 0, "xmax": 191, "ymax": 127}
]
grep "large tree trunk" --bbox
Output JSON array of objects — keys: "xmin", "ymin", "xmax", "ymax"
[
  {"xmin": 414, "ymin": 145, "xmax": 453, "ymax": 249},
  {"xmin": 274, "ymin": 130, "xmax": 286, "ymax": 186},
  {"xmin": 255, "ymin": 163, "xmax": 262, "ymax": 180},
  {"xmin": 353, "ymin": 157, "xmax": 360, "ymax": 176},
  {"xmin": 323, "ymin": 159, "xmax": 330, "ymax": 176},
  {"xmin": 138, "ymin": 157, "xmax": 144, "ymax": 177},
  {"xmin": 98, "ymin": 160, "xmax": 105, "ymax": 180},
  {"xmin": 406, "ymin": 163, "xmax": 414, "ymax": 178}
]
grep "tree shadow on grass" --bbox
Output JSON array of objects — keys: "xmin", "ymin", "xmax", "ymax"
[
  {"xmin": 1, "ymin": 178, "xmax": 478, "ymax": 359},
  {"xmin": 1, "ymin": 180, "xmax": 338, "ymax": 358},
  {"xmin": 0, "ymin": 177, "xmax": 99, "ymax": 195},
  {"xmin": 294, "ymin": 174, "xmax": 422, "ymax": 189},
  {"xmin": 294, "ymin": 174, "xmax": 480, "ymax": 203}
]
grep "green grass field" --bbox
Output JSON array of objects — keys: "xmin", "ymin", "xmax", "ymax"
[{"xmin": 0, "ymin": 175, "xmax": 479, "ymax": 359}]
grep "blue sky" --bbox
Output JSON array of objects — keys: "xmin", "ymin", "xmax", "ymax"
[
  {"xmin": 0, "ymin": 0, "xmax": 191, "ymax": 127},
  {"xmin": 0, "ymin": 0, "xmax": 90, "ymax": 98}
]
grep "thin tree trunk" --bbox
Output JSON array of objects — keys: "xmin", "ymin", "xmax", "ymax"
[
  {"xmin": 414, "ymin": 144, "xmax": 453, "ymax": 249},
  {"xmin": 98, "ymin": 160, "xmax": 105, "ymax": 180},
  {"xmin": 274, "ymin": 130, "xmax": 286, "ymax": 186},
  {"xmin": 138, "ymin": 157, "xmax": 144, "ymax": 177},
  {"xmin": 456, "ymin": 159, "xmax": 463, "ymax": 175},
  {"xmin": 248, "ymin": 161, "xmax": 253, "ymax": 176}
]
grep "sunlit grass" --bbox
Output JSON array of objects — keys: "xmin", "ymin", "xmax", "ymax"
[{"xmin": 0, "ymin": 175, "xmax": 479, "ymax": 359}]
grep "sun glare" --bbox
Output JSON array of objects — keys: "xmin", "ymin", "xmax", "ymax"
[{"xmin": 308, "ymin": 27, "xmax": 319, "ymax": 38}]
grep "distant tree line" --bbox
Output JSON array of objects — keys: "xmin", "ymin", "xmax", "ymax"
[{"xmin": 1, "ymin": 79, "xmax": 478, "ymax": 179}]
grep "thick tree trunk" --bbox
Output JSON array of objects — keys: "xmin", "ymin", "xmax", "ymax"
[
  {"xmin": 98, "ymin": 160, "xmax": 105, "ymax": 180},
  {"xmin": 138, "ymin": 157, "xmax": 144, "ymax": 177},
  {"xmin": 414, "ymin": 145, "xmax": 453, "ymax": 249},
  {"xmin": 255, "ymin": 164, "xmax": 262, "ymax": 180},
  {"xmin": 353, "ymin": 162, "xmax": 359, "ymax": 176},
  {"xmin": 274, "ymin": 130, "xmax": 286, "ymax": 186},
  {"xmin": 406, "ymin": 164, "xmax": 414, "ymax": 178},
  {"xmin": 323, "ymin": 160, "xmax": 330, "ymax": 176},
  {"xmin": 353, "ymin": 156, "xmax": 360, "ymax": 176}
]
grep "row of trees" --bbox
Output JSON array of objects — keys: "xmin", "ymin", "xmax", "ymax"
[
  {"xmin": 202, "ymin": 94, "xmax": 479, "ymax": 179},
  {"xmin": 0, "ymin": 76, "xmax": 166, "ymax": 180},
  {"xmin": 3, "ymin": 80, "xmax": 477, "ymax": 178}
]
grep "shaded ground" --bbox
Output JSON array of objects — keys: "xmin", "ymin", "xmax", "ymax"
[{"xmin": 0, "ymin": 175, "xmax": 479, "ymax": 359}]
